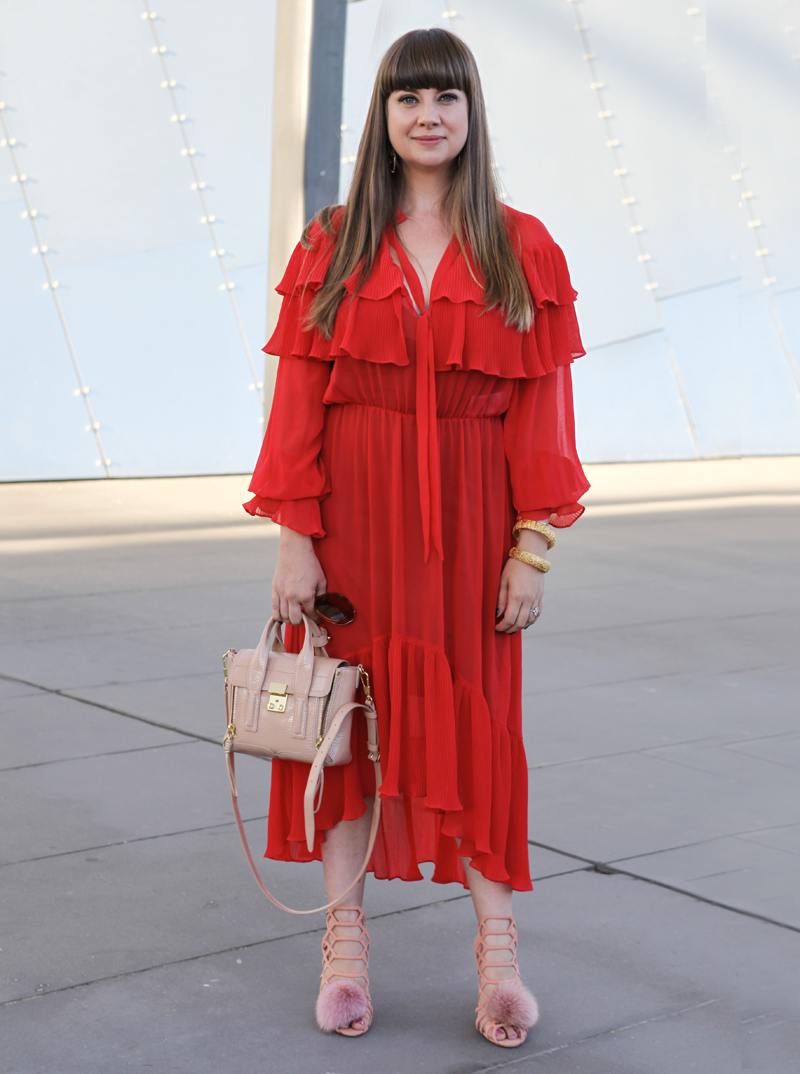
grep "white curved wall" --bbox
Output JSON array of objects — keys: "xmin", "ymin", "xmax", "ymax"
[{"xmin": 1, "ymin": 0, "xmax": 797, "ymax": 480}]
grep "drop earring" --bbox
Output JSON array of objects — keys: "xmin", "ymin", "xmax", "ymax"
[{"xmin": 390, "ymin": 150, "xmax": 398, "ymax": 174}]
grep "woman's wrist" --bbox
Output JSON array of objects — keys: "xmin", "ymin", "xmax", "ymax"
[
  {"xmin": 514, "ymin": 528, "xmax": 550, "ymax": 557},
  {"xmin": 278, "ymin": 525, "xmax": 314, "ymax": 549}
]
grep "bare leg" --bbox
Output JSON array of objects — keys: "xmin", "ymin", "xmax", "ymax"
[
  {"xmin": 319, "ymin": 799, "xmax": 374, "ymax": 1031},
  {"xmin": 321, "ymin": 798, "xmax": 374, "ymax": 908},
  {"xmin": 463, "ymin": 857, "xmax": 519, "ymax": 1042}
]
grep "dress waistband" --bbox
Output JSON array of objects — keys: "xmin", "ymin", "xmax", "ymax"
[{"xmin": 331, "ymin": 401, "xmax": 500, "ymax": 421}]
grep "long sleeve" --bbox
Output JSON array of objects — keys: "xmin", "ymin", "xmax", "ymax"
[
  {"xmin": 503, "ymin": 363, "xmax": 590, "ymax": 527},
  {"xmin": 243, "ymin": 356, "xmax": 332, "ymax": 537}
]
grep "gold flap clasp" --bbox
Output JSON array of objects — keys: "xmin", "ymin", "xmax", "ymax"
[{"xmin": 267, "ymin": 681, "xmax": 288, "ymax": 712}]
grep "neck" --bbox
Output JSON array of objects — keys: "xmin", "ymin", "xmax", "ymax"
[{"xmin": 398, "ymin": 162, "xmax": 456, "ymax": 221}]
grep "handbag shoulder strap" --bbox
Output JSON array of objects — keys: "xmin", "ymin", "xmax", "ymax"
[{"xmin": 224, "ymin": 699, "xmax": 381, "ymax": 916}]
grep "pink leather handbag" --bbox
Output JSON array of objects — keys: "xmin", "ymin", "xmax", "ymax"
[{"xmin": 223, "ymin": 614, "xmax": 381, "ymax": 914}]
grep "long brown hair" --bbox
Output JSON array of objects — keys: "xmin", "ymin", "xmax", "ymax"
[{"xmin": 304, "ymin": 28, "xmax": 534, "ymax": 338}]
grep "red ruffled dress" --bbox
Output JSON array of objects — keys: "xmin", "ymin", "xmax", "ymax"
[{"xmin": 244, "ymin": 205, "xmax": 589, "ymax": 891}]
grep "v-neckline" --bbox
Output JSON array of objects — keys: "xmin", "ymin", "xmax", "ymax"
[{"xmin": 389, "ymin": 214, "xmax": 457, "ymax": 316}]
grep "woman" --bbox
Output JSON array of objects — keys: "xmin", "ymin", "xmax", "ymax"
[{"xmin": 244, "ymin": 28, "xmax": 589, "ymax": 1047}]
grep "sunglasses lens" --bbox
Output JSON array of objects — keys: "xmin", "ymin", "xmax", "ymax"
[{"xmin": 315, "ymin": 593, "xmax": 355, "ymax": 625}]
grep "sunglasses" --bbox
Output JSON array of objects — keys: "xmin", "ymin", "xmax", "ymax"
[{"xmin": 314, "ymin": 592, "xmax": 356, "ymax": 626}]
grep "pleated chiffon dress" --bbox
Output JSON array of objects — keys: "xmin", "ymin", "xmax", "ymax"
[{"xmin": 245, "ymin": 205, "xmax": 590, "ymax": 891}]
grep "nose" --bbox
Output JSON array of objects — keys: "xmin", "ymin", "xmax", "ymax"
[{"xmin": 417, "ymin": 98, "xmax": 440, "ymax": 127}]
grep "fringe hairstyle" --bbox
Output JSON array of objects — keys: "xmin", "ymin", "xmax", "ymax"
[{"xmin": 303, "ymin": 27, "xmax": 534, "ymax": 339}]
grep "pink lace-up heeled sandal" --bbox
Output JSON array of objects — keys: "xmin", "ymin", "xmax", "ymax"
[
  {"xmin": 316, "ymin": 907, "xmax": 373, "ymax": 1036},
  {"xmin": 474, "ymin": 915, "xmax": 539, "ymax": 1047}
]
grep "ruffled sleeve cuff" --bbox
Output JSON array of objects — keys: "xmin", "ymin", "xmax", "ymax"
[
  {"xmin": 517, "ymin": 504, "xmax": 585, "ymax": 529},
  {"xmin": 242, "ymin": 495, "xmax": 326, "ymax": 538}
]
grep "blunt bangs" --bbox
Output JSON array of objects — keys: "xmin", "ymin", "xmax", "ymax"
[{"xmin": 378, "ymin": 28, "xmax": 474, "ymax": 98}]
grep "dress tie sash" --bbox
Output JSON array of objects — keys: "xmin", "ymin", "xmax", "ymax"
[{"xmin": 390, "ymin": 230, "xmax": 444, "ymax": 562}]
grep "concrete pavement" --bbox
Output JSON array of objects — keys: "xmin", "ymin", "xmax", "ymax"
[{"xmin": 1, "ymin": 458, "xmax": 799, "ymax": 1072}]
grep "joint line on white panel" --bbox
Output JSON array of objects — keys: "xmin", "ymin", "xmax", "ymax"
[
  {"xmin": 784, "ymin": 17, "xmax": 800, "ymax": 81},
  {"xmin": 687, "ymin": 6, "xmax": 800, "ymax": 394},
  {"xmin": 140, "ymin": 2, "xmax": 265, "ymax": 410},
  {"xmin": 566, "ymin": 0, "xmax": 702, "ymax": 456},
  {"xmin": 0, "ymin": 102, "xmax": 111, "ymax": 475}
]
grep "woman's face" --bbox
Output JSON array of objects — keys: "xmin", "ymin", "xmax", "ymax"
[{"xmin": 386, "ymin": 87, "xmax": 469, "ymax": 171}]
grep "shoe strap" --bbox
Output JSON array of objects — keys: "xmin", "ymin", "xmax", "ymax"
[
  {"xmin": 475, "ymin": 916, "xmax": 521, "ymax": 990},
  {"xmin": 321, "ymin": 907, "xmax": 370, "ymax": 985}
]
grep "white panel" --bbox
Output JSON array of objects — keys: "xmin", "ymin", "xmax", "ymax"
[
  {"xmin": 0, "ymin": 0, "xmax": 275, "ymax": 480},
  {"xmin": 0, "ymin": 0, "xmax": 797, "ymax": 479}
]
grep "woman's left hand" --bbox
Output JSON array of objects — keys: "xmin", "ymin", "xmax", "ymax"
[{"xmin": 495, "ymin": 529, "xmax": 549, "ymax": 633}]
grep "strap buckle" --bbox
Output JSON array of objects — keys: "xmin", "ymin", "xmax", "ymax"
[{"xmin": 357, "ymin": 665, "xmax": 374, "ymax": 706}]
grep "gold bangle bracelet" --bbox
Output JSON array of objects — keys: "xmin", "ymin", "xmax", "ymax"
[
  {"xmin": 509, "ymin": 547, "xmax": 551, "ymax": 573},
  {"xmin": 512, "ymin": 519, "xmax": 556, "ymax": 550}
]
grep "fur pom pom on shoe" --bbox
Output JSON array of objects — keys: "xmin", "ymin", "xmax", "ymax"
[
  {"xmin": 316, "ymin": 980, "xmax": 369, "ymax": 1033},
  {"xmin": 317, "ymin": 907, "xmax": 373, "ymax": 1036},
  {"xmin": 484, "ymin": 979, "xmax": 539, "ymax": 1030}
]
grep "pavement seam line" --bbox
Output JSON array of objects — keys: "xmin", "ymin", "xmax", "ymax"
[
  {"xmin": 0, "ymin": 891, "xmax": 474, "ymax": 1007},
  {"xmin": 522, "ymin": 607, "xmax": 794, "ymax": 643},
  {"xmin": 0, "ymin": 815, "xmax": 269, "ymax": 868},
  {"xmin": 527, "ymin": 839, "xmax": 800, "ymax": 935},
  {"xmin": 467, "ymin": 998, "xmax": 723, "ymax": 1072},
  {"xmin": 607, "ymin": 823, "xmax": 800, "ymax": 864},
  {"xmin": 0, "ymin": 576, "xmax": 269, "ymax": 605},
  {"xmin": 0, "ymin": 672, "xmax": 219, "ymax": 745},
  {"xmin": 0, "ymin": 614, "xmax": 269, "ymax": 645},
  {"xmin": 0, "ymin": 871, "xmax": 594, "ymax": 1006},
  {"xmin": 525, "ymin": 727, "xmax": 792, "ymax": 771},
  {"xmin": 0, "ymin": 738, "xmax": 193, "ymax": 773},
  {"xmin": 521, "ymin": 660, "xmax": 792, "ymax": 698}
]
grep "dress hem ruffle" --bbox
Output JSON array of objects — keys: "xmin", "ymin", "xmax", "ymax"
[{"xmin": 263, "ymin": 631, "xmax": 533, "ymax": 893}]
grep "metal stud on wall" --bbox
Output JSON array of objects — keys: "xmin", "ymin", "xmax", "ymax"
[
  {"xmin": 1, "ymin": 101, "xmax": 112, "ymax": 475},
  {"xmin": 140, "ymin": 2, "xmax": 265, "ymax": 413},
  {"xmin": 566, "ymin": 0, "xmax": 703, "ymax": 457},
  {"xmin": 686, "ymin": 4, "xmax": 800, "ymax": 396}
]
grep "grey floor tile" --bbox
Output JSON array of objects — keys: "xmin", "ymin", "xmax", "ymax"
[
  {"xmin": 527, "ymin": 748, "xmax": 797, "ymax": 864},
  {"xmin": 519, "ymin": 611, "xmax": 799, "ymax": 695},
  {"xmin": 0, "ymin": 739, "xmax": 269, "ymax": 864},
  {"xmin": 0, "ymin": 580, "xmax": 273, "ymax": 646},
  {"xmin": 738, "ymin": 822, "xmax": 800, "ymax": 856},
  {"xmin": 726, "ymin": 732, "xmax": 800, "ymax": 771},
  {"xmin": 614, "ymin": 836, "xmax": 800, "ymax": 926},
  {"xmin": 71, "ymin": 672, "xmax": 227, "ymax": 741},
  {"xmin": 641, "ymin": 738, "xmax": 800, "ymax": 784},
  {"xmin": 540, "ymin": 568, "xmax": 797, "ymax": 636},
  {"xmin": 528, "ymin": 844, "xmax": 584, "ymax": 879},
  {"xmin": 0, "ymin": 820, "xmax": 468, "ymax": 1004},
  {"xmin": 0, "ymin": 690, "xmax": 186, "ymax": 769},
  {"xmin": 0, "ymin": 618, "xmax": 266, "ymax": 691},
  {"xmin": 0, "ymin": 536, "xmax": 276, "ymax": 602},
  {"xmin": 521, "ymin": 666, "xmax": 800, "ymax": 767},
  {"xmin": 0, "ymin": 676, "xmax": 40, "ymax": 702}
]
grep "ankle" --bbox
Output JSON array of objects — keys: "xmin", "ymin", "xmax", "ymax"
[{"xmin": 329, "ymin": 906, "xmax": 362, "ymax": 924}]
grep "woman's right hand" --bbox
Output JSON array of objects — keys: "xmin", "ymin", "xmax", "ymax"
[{"xmin": 271, "ymin": 527, "xmax": 327, "ymax": 624}]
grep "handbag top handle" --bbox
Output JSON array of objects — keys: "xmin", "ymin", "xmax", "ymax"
[{"xmin": 245, "ymin": 615, "xmax": 330, "ymax": 730}]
